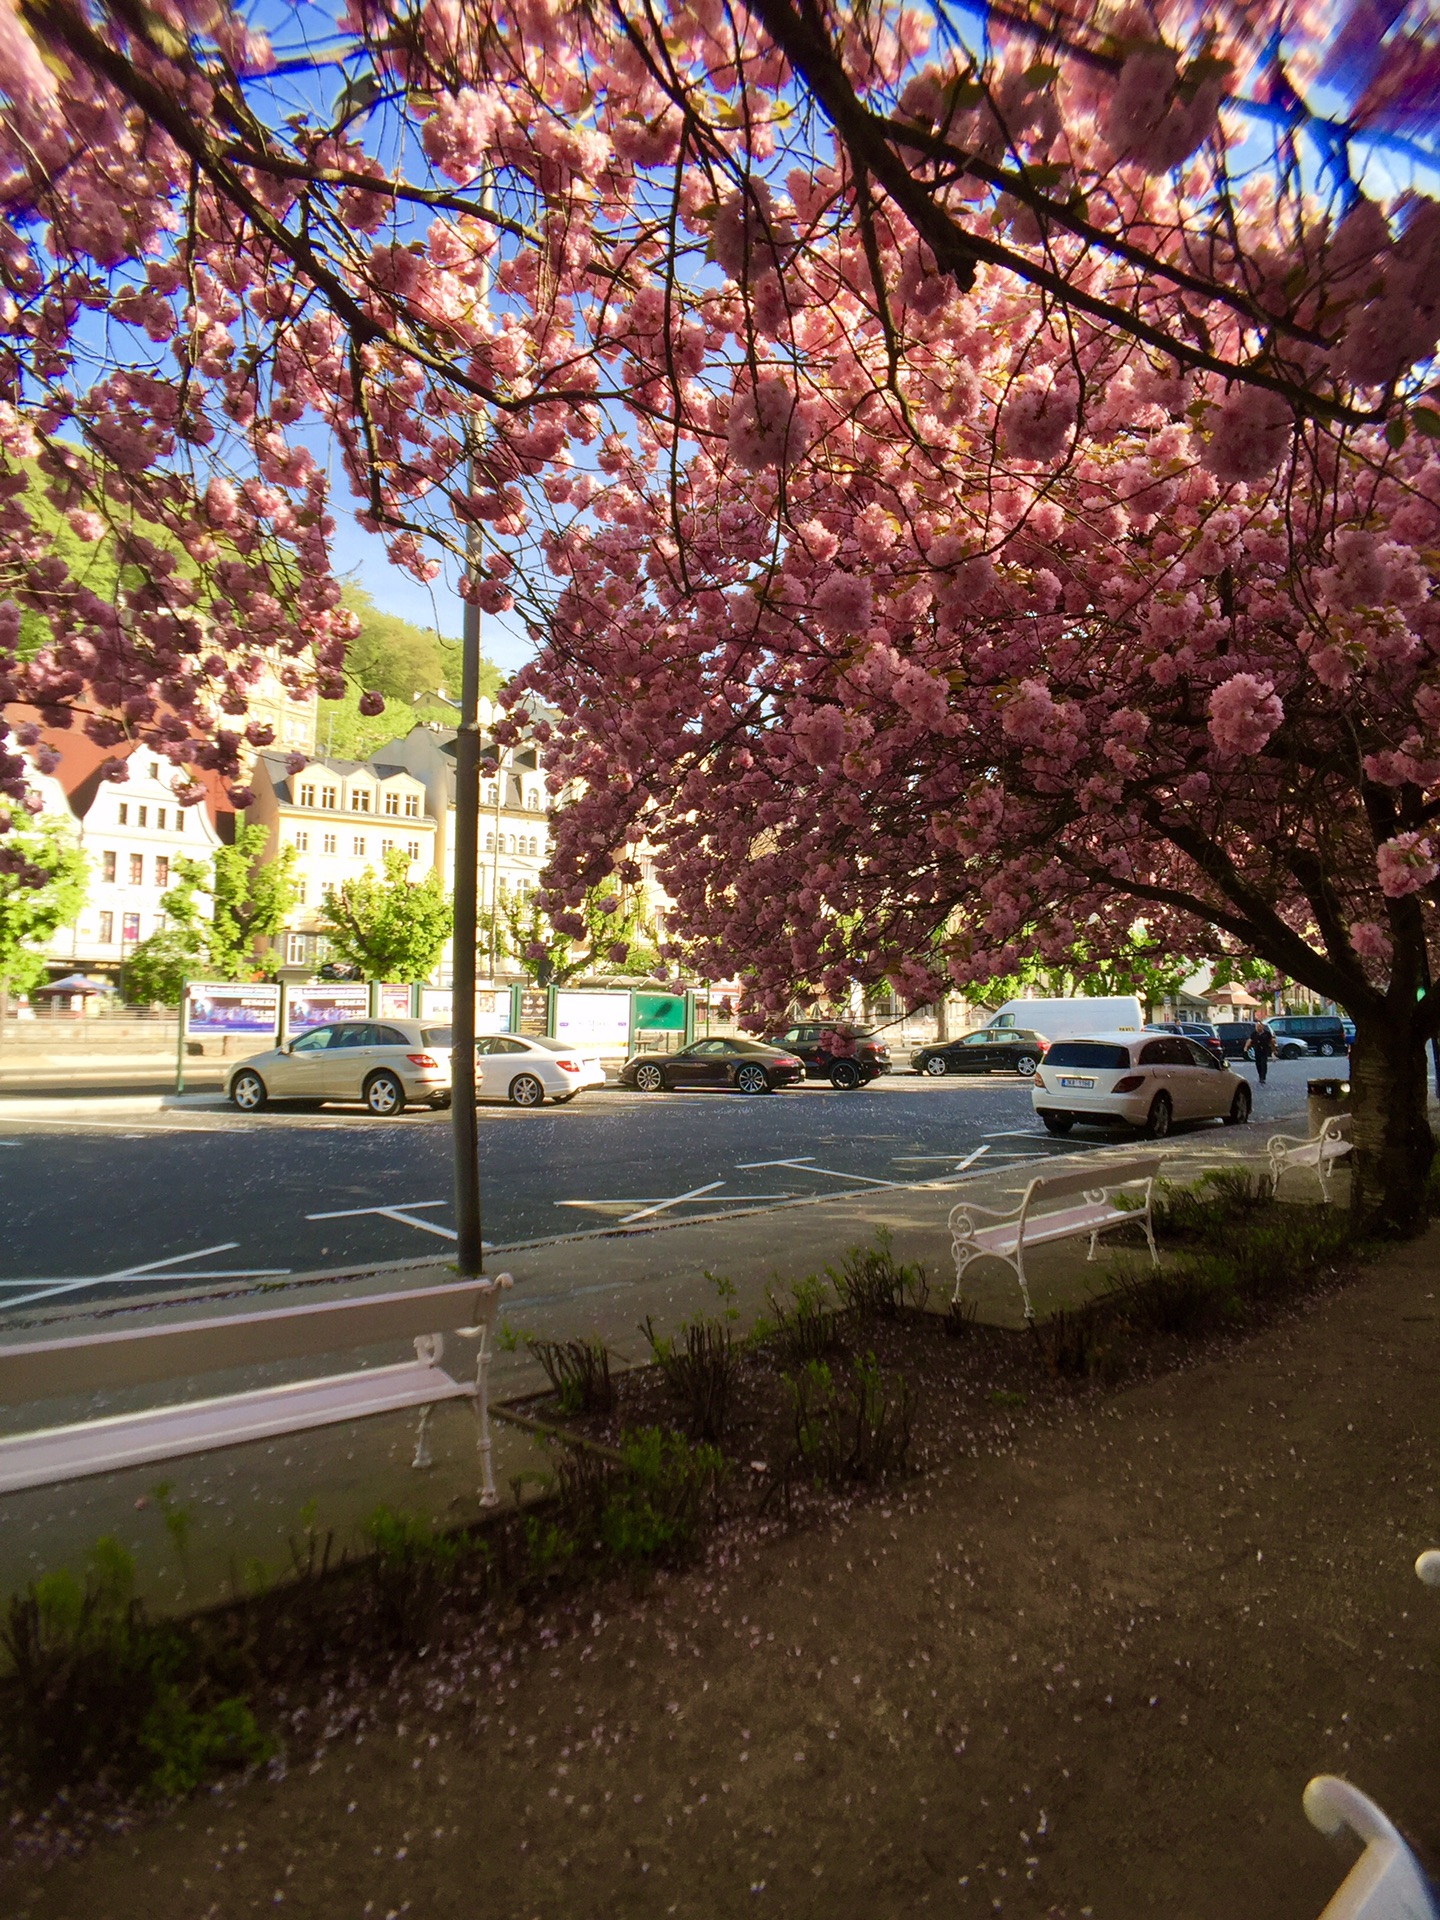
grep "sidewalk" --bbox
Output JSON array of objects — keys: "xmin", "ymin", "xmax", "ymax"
[
  {"xmin": 7, "ymin": 1218, "xmax": 1436, "ymax": 1920},
  {"xmin": 0, "ymin": 1128, "xmax": 1276, "ymax": 1610}
]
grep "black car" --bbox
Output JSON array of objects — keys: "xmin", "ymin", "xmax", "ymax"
[
  {"xmin": 912, "ymin": 1027, "xmax": 1049, "ymax": 1077},
  {"xmin": 1145, "ymin": 1021, "xmax": 1226, "ymax": 1064},
  {"xmin": 1214, "ymin": 1021, "xmax": 1258, "ymax": 1060},
  {"xmin": 764, "ymin": 1022, "xmax": 892, "ymax": 1090},
  {"xmin": 1267, "ymin": 1014, "xmax": 1349, "ymax": 1059},
  {"xmin": 619, "ymin": 1037, "xmax": 805, "ymax": 1094}
]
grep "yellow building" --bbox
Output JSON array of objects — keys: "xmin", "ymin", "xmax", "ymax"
[{"xmin": 248, "ymin": 751, "xmax": 437, "ymax": 969}]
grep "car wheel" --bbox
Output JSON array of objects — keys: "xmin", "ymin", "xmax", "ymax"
[
  {"xmin": 1224, "ymin": 1084, "xmax": 1252, "ymax": 1126},
  {"xmin": 829, "ymin": 1060, "xmax": 862, "ymax": 1090},
  {"xmin": 1143, "ymin": 1092, "xmax": 1172, "ymax": 1139},
  {"xmin": 924, "ymin": 1055, "xmax": 949, "ymax": 1077},
  {"xmin": 230, "ymin": 1069, "xmax": 267, "ymax": 1113},
  {"xmin": 1282, "ymin": 1043, "xmax": 1305, "ymax": 1060},
  {"xmin": 1041, "ymin": 1112, "xmax": 1073, "ymax": 1135},
  {"xmin": 363, "ymin": 1071, "xmax": 406, "ymax": 1117},
  {"xmin": 509, "ymin": 1073, "xmax": 546, "ymax": 1108},
  {"xmin": 735, "ymin": 1062, "xmax": 771, "ymax": 1095},
  {"xmin": 1014, "ymin": 1053, "xmax": 1039, "ymax": 1077},
  {"xmin": 1317, "ymin": 1042, "xmax": 1335, "ymax": 1057},
  {"xmin": 634, "ymin": 1063, "xmax": 666, "ymax": 1093}
]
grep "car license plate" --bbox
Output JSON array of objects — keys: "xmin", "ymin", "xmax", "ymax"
[{"xmin": 1059, "ymin": 1076, "xmax": 1095, "ymax": 1089}]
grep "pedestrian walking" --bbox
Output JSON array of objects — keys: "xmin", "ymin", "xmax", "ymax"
[{"xmin": 1245, "ymin": 1018, "xmax": 1275, "ymax": 1085}]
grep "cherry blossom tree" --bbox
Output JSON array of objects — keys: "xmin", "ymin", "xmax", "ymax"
[{"xmin": 1, "ymin": 0, "xmax": 1439, "ymax": 1225}]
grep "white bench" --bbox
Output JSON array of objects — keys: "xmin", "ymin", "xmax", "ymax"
[
  {"xmin": 0, "ymin": 1275, "xmax": 513, "ymax": 1505},
  {"xmin": 1268, "ymin": 1113, "xmax": 1352, "ymax": 1202},
  {"xmin": 949, "ymin": 1156, "xmax": 1163, "ymax": 1322},
  {"xmin": 1303, "ymin": 1775, "xmax": 1438, "ymax": 1918}
]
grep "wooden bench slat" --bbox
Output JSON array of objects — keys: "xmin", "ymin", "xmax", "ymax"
[
  {"xmin": 967, "ymin": 1202, "xmax": 1133, "ymax": 1255},
  {"xmin": 0, "ymin": 1360, "xmax": 476, "ymax": 1494},
  {"xmin": 0, "ymin": 1283, "xmax": 491, "ymax": 1405}
]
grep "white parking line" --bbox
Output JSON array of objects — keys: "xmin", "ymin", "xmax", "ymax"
[
  {"xmin": 735, "ymin": 1155, "xmax": 900, "ymax": 1188},
  {"xmin": 305, "ymin": 1199, "xmax": 484, "ymax": 1245},
  {"xmin": 892, "ymin": 1146, "xmax": 991, "ymax": 1173},
  {"xmin": 555, "ymin": 1182, "xmax": 795, "ymax": 1226},
  {"xmin": 0, "ymin": 1242, "xmax": 293, "ymax": 1312}
]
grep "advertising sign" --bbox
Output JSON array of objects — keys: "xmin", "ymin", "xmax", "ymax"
[
  {"xmin": 185, "ymin": 983, "xmax": 281, "ymax": 1039},
  {"xmin": 417, "ymin": 986, "xmax": 511, "ymax": 1034},
  {"xmin": 285, "ymin": 983, "xmax": 369, "ymax": 1039},
  {"xmin": 554, "ymin": 989, "xmax": 630, "ymax": 1051},
  {"xmin": 635, "ymin": 992, "xmax": 685, "ymax": 1032},
  {"xmin": 378, "ymin": 983, "xmax": 413, "ymax": 1020},
  {"xmin": 519, "ymin": 988, "xmax": 549, "ymax": 1037}
]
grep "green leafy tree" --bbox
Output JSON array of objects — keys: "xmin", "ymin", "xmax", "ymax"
[
  {"xmin": 320, "ymin": 847, "xmax": 453, "ymax": 982},
  {"xmin": 0, "ymin": 818, "xmax": 86, "ymax": 993},
  {"xmin": 501, "ymin": 885, "xmax": 658, "ymax": 989},
  {"xmin": 124, "ymin": 822, "xmax": 296, "ymax": 1003},
  {"xmin": 316, "ymin": 587, "xmax": 502, "ymax": 761}
]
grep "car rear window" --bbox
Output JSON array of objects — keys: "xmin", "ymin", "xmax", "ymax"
[
  {"xmin": 422, "ymin": 1026, "xmax": 452, "ymax": 1046},
  {"xmin": 1045, "ymin": 1042, "xmax": 1132, "ymax": 1069}
]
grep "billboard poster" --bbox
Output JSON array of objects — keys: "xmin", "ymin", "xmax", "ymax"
[
  {"xmin": 417, "ymin": 986, "xmax": 510, "ymax": 1034},
  {"xmin": 635, "ymin": 992, "xmax": 685, "ymax": 1032},
  {"xmin": 285, "ymin": 983, "xmax": 369, "ymax": 1039},
  {"xmin": 185, "ymin": 983, "xmax": 281, "ymax": 1039},
  {"xmin": 519, "ymin": 988, "xmax": 549, "ymax": 1036},
  {"xmin": 379, "ymin": 983, "xmax": 413, "ymax": 1020},
  {"xmin": 554, "ymin": 989, "xmax": 630, "ymax": 1050}
]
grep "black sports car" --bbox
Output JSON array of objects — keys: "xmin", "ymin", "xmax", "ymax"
[
  {"xmin": 911, "ymin": 1027, "xmax": 1049, "ymax": 1077},
  {"xmin": 618, "ymin": 1037, "xmax": 805, "ymax": 1094}
]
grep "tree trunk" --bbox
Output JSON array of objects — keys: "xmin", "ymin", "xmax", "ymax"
[{"xmin": 1348, "ymin": 1018, "xmax": 1434, "ymax": 1235}]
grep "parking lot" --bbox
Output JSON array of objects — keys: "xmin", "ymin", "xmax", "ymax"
[{"xmin": 0, "ymin": 1059, "xmax": 1320, "ymax": 1314}]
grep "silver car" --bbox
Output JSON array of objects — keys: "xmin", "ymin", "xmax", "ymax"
[{"xmin": 228, "ymin": 1018, "xmax": 452, "ymax": 1116}]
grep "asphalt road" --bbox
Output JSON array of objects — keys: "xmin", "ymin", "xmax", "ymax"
[{"xmin": 0, "ymin": 1060, "xmax": 1320, "ymax": 1314}]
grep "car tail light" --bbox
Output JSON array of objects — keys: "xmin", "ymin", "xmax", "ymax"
[
  {"xmin": 1113, "ymin": 1074, "xmax": 1146, "ymax": 1092},
  {"xmin": 407, "ymin": 1053, "xmax": 440, "ymax": 1070},
  {"xmin": 1032, "ymin": 1071, "xmax": 1047, "ymax": 1088},
  {"xmin": 554, "ymin": 1058, "xmax": 582, "ymax": 1073},
  {"xmin": 1037, "ymin": 1039, "xmax": 1050, "ymax": 1052},
  {"xmin": 780, "ymin": 1055, "xmax": 801, "ymax": 1068}
]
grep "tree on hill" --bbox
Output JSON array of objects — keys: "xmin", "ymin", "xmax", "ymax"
[
  {"xmin": 0, "ymin": 819, "xmax": 86, "ymax": 995},
  {"xmin": 320, "ymin": 848, "xmax": 453, "ymax": 983},
  {"xmin": 318, "ymin": 589, "xmax": 503, "ymax": 761},
  {"xmin": 124, "ymin": 824, "xmax": 297, "ymax": 1004}
]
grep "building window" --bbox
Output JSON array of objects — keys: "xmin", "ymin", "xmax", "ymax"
[
  {"xmin": 322, "ymin": 833, "xmax": 337, "ymax": 854},
  {"xmin": 98, "ymin": 910, "xmax": 113, "ymax": 944},
  {"xmin": 353, "ymin": 836, "xmax": 366, "ymax": 856},
  {"xmin": 102, "ymin": 850, "xmax": 116, "ymax": 883},
  {"xmin": 299, "ymin": 783, "xmax": 316, "ymax": 807},
  {"xmin": 485, "ymin": 833, "xmax": 494, "ymax": 852},
  {"xmin": 381, "ymin": 837, "xmax": 394, "ymax": 855},
  {"xmin": 174, "ymin": 809, "xmax": 183, "ymax": 832},
  {"xmin": 286, "ymin": 932, "xmax": 310, "ymax": 966},
  {"xmin": 149, "ymin": 760, "xmax": 159, "ymax": 779},
  {"xmin": 155, "ymin": 808, "xmax": 166, "ymax": 831},
  {"xmin": 320, "ymin": 786, "xmax": 337, "ymax": 809},
  {"xmin": 296, "ymin": 880, "xmax": 307, "ymax": 905},
  {"xmin": 384, "ymin": 790, "xmax": 400, "ymax": 816},
  {"xmin": 351, "ymin": 789, "xmax": 371, "ymax": 812},
  {"xmin": 294, "ymin": 831, "xmax": 309, "ymax": 852},
  {"xmin": 481, "ymin": 782, "xmax": 496, "ymax": 806},
  {"xmin": 527, "ymin": 790, "xmax": 540, "ymax": 810},
  {"xmin": 122, "ymin": 911, "xmax": 140, "ymax": 944},
  {"xmin": 155, "ymin": 856, "xmax": 169, "ymax": 888},
  {"xmin": 404, "ymin": 793, "xmax": 420, "ymax": 818},
  {"xmin": 407, "ymin": 839, "xmax": 420, "ymax": 861},
  {"xmin": 117, "ymin": 803, "xmax": 128, "ymax": 826},
  {"xmin": 137, "ymin": 805, "xmax": 148, "ymax": 828},
  {"xmin": 128, "ymin": 852, "xmax": 144, "ymax": 885}
]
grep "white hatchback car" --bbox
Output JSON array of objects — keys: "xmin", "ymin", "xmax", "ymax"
[
  {"xmin": 1031, "ymin": 1031, "xmax": 1252, "ymax": 1139},
  {"xmin": 474, "ymin": 1034, "xmax": 608, "ymax": 1107}
]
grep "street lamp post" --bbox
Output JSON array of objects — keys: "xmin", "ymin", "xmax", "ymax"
[{"xmin": 449, "ymin": 495, "xmax": 485, "ymax": 1280}]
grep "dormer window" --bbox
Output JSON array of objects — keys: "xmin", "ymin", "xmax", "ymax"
[
  {"xmin": 320, "ymin": 786, "xmax": 336, "ymax": 809},
  {"xmin": 404, "ymin": 793, "xmax": 420, "ymax": 818},
  {"xmin": 384, "ymin": 790, "xmax": 400, "ymax": 816},
  {"xmin": 351, "ymin": 789, "xmax": 371, "ymax": 812},
  {"xmin": 299, "ymin": 783, "xmax": 316, "ymax": 808}
]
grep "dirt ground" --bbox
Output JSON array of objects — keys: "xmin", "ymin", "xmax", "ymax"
[{"xmin": 6, "ymin": 1230, "xmax": 1440, "ymax": 1920}]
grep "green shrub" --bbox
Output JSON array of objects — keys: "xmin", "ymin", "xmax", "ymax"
[
  {"xmin": 527, "ymin": 1334, "xmax": 616, "ymax": 1415},
  {"xmin": 0, "ymin": 1537, "xmax": 268, "ymax": 1805},
  {"xmin": 552, "ymin": 1427, "xmax": 724, "ymax": 1565},
  {"xmin": 641, "ymin": 1314, "xmax": 737, "ymax": 1441},
  {"xmin": 752, "ymin": 1271, "xmax": 843, "ymax": 1366},
  {"xmin": 788, "ymin": 1352, "xmax": 915, "ymax": 1484},
  {"xmin": 361, "ymin": 1506, "xmax": 474, "ymax": 1650},
  {"xmin": 828, "ymin": 1228, "xmax": 929, "ymax": 1318}
]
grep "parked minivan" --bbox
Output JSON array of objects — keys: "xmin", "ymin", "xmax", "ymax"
[{"xmin": 1266, "ymin": 1014, "xmax": 1349, "ymax": 1059}]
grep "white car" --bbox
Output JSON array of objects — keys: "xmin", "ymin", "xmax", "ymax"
[
  {"xmin": 474, "ymin": 1033, "xmax": 607, "ymax": 1107},
  {"xmin": 1031, "ymin": 1031, "xmax": 1252, "ymax": 1139},
  {"xmin": 228, "ymin": 1018, "xmax": 452, "ymax": 1116}
]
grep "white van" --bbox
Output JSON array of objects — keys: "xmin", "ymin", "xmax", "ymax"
[{"xmin": 986, "ymin": 996, "xmax": 1144, "ymax": 1040}]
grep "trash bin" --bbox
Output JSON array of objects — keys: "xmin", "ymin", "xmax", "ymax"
[{"xmin": 1308, "ymin": 1077, "xmax": 1351, "ymax": 1136}]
